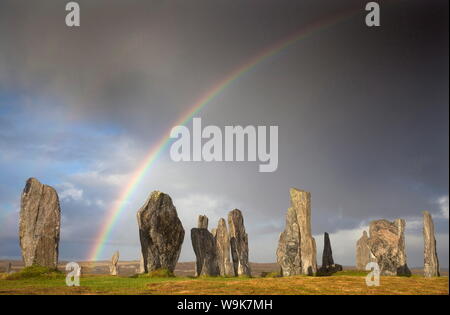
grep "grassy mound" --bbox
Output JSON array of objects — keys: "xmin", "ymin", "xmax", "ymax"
[{"xmin": 6, "ymin": 265, "xmax": 62, "ymax": 280}]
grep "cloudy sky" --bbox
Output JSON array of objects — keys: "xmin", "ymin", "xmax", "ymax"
[{"xmin": 0, "ymin": 0, "xmax": 448, "ymax": 268}]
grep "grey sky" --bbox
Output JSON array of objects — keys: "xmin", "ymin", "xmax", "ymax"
[{"xmin": 0, "ymin": 0, "xmax": 448, "ymax": 267}]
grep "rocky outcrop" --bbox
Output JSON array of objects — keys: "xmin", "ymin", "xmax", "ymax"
[
  {"xmin": 277, "ymin": 188, "xmax": 317, "ymax": 276},
  {"xmin": 319, "ymin": 232, "xmax": 342, "ymax": 274},
  {"xmin": 367, "ymin": 219, "xmax": 411, "ymax": 276},
  {"xmin": 191, "ymin": 227, "xmax": 219, "ymax": 276},
  {"xmin": 228, "ymin": 209, "xmax": 251, "ymax": 276},
  {"xmin": 423, "ymin": 211, "xmax": 440, "ymax": 277},
  {"xmin": 110, "ymin": 251, "xmax": 119, "ymax": 276},
  {"xmin": 276, "ymin": 207, "xmax": 301, "ymax": 276},
  {"xmin": 214, "ymin": 218, "xmax": 234, "ymax": 276},
  {"xmin": 356, "ymin": 230, "xmax": 374, "ymax": 270},
  {"xmin": 19, "ymin": 178, "xmax": 61, "ymax": 269},
  {"xmin": 198, "ymin": 215, "xmax": 209, "ymax": 229},
  {"xmin": 137, "ymin": 191, "xmax": 185, "ymax": 273}
]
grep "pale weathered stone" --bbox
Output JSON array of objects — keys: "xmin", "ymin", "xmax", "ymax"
[
  {"xmin": 319, "ymin": 232, "xmax": 342, "ymax": 274},
  {"xmin": 277, "ymin": 188, "xmax": 317, "ymax": 276},
  {"xmin": 110, "ymin": 251, "xmax": 119, "ymax": 276},
  {"xmin": 276, "ymin": 207, "xmax": 301, "ymax": 276},
  {"xmin": 138, "ymin": 253, "xmax": 145, "ymax": 274},
  {"xmin": 367, "ymin": 219, "xmax": 411, "ymax": 276},
  {"xmin": 423, "ymin": 211, "xmax": 440, "ymax": 277},
  {"xmin": 214, "ymin": 218, "xmax": 234, "ymax": 276},
  {"xmin": 228, "ymin": 209, "xmax": 251, "ymax": 276},
  {"xmin": 356, "ymin": 230, "xmax": 374, "ymax": 270},
  {"xmin": 19, "ymin": 178, "xmax": 61, "ymax": 269},
  {"xmin": 191, "ymin": 228, "xmax": 220, "ymax": 276},
  {"xmin": 198, "ymin": 215, "xmax": 209, "ymax": 229},
  {"xmin": 137, "ymin": 191, "xmax": 185, "ymax": 273}
]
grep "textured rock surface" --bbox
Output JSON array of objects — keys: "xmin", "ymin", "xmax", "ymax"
[
  {"xmin": 110, "ymin": 251, "xmax": 119, "ymax": 276},
  {"xmin": 367, "ymin": 219, "xmax": 411, "ymax": 276},
  {"xmin": 356, "ymin": 230, "xmax": 374, "ymax": 270},
  {"xmin": 277, "ymin": 188, "xmax": 317, "ymax": 276},
  {"xmin": 138, "ymin": 253, "xmax": 145, "ymax": 274},
  {"xmin": 228, "ymin": 209, "xmax": 251, "ymax": 276},
  {"xmin": 215, "ymin": 218, "xmax": 234, "ymax": 276},
  {"xmin": 19, "ymin": 178, "xmax": 61, "ymax": 269},
  {"xmin": 423, "ymin": 211, "xmax": 440, "ymax": 277},
  {"xmin": 276, "ymin": 207, "xmax": 301, "ymax": 276},
  {"xmin": 198, "ymin": 215, "xmax": 209, "ymax": 229},
  {"xmin": 137, "ymin": 191, "xmax": 185, "ymax": 273},
  {"xmin": 191, "ymin": 228, "xmax": 219, "ymax": 276},
  {"xmin": 319, "ymin": 232, "xmax": 342, "ymax": 274}
]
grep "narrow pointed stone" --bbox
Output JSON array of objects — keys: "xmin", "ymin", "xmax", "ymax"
[
  {"xmin": 198, "ymin": 215, "xmax": 209, "ymax": 229},
  {"xmin": 423, "ymin": 211, "xmax": 440, "ymax": 277},
  {"xmin": 110, "ymin": 251, "xmax": 119, "ymax": 276},
  {"xmin": 215, "ymin": 218, "xmax": 234, "ymax": 276}
]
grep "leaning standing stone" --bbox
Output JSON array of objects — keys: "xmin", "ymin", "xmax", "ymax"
[
  {"xmin": 276, "ymin": 207, "xmax": 301, "ymax": 276},
  {"xmin": 19, "ymin": 178, "xmax": 61, "ymax": 269},
  {"xmin": 110, "ymin": 251, "xmax": 119, "ymax": 276},
  {"xmin": 137, "ymin": 191, "xmax": 185, "ymax": 273},
  {"xmin": 423, "ymin": 211, "xmax": 440, "ymax": 277},
  {"xmin": 228, "ymin": 209, "xmax": 251, "ymax": 276}
]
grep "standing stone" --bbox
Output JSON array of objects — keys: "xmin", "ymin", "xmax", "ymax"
[
  {"xmin": 198, "ymin": 215, "xmax": 209, "ymax": 229},
  {"xmin": 6, "ymin": 262, "xmax": 12, "ymax": 274},
  {"xmin": 228, "ymin": 209, "xmax": 251, "ymax": 276},
  {"xmin": 19, "ymin": 178, "xmax": 61, "ymax": 269},
  {"xmin": 367, "ymin": 219, "xmax": 411, "ymax": 276},
  {"xmin": 137, "ymin": 191, "xmax": 185, "ymax": 273},
  {"xmin": 319, "ymin": 232, "xmax": 342, "ymax": 274},
  {"xmin": 356, "ymin": 230, "xmax": 374, "ymax": 270},
  {"xmin": 110, "ymin": 251, "xmax": 119, "ymax": 276},
  {"xmin": 215, "ymin": 218, "xmax": 234, "ymax": 276},
  {"xmin": 138, "ymin": 253, "xmax": 145, "ymax": 274},
  {"xmin": 191, "ymin": 228, "xmax": 219, "ymax": 276},
  {"xmin": 277, "ymin": 188, "xmax": 317, "ymax": 276},
  {"xmin": 423, "ymin": 211, "xmax": 440, "ymax": 277},
  {"xmin": 276, "ymin": 207, "xmax": 301, "ymax": 276}
]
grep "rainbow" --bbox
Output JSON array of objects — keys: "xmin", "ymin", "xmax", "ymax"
[{"xmin": 88, "ymin": 7, "xmax": 358, "ymax": 261}]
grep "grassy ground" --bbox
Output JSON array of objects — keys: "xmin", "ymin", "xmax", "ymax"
[{"xmin": 0, "ymin": 271, "xmax": 447, "ymax": 295}]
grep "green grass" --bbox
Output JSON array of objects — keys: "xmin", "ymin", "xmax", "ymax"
[
  {"xmin": 0, "ymin": 271, "xmax": 447, "ymax": 295},
  {"xmin": 5, "ymin": 265, "xmax": 63, "ymax": 280}
]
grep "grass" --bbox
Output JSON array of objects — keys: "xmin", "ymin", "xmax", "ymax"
[{"xmin": 0, "ymin": 271, "xmax": 447, "ymax": 295}]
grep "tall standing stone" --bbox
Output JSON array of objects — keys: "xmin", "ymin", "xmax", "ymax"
[
  {"xmin": 228, "ymin": 209, "xmax": 251, "ymax": 276},
  {"xmin": 356, "ymin": 230, "xmax": 373, "ymax": 270},
  {"xmin": 276, "ymin": 207, "xmax": 301, "ymax": 276},
  {"xmin": 423, "ymin": 211, "xmax": 440, "ymax": 277},
  {"xmin": 367, "ymin": 219, "xmax": 411, "ymax": 276},
  {"xmin": 198, "ymin": 215, "xmax": 209, "ymax": 229},
  {"xmin": 137, "ymin": 191, "xmax": 185, "ymax": 273},
  {"xmin": 277, "ymin": 188, "xmax": 317, "ymax": 276},
  {"xmin": 110, "ymin": 251, "xmax": 119, "ymax": 276},
  {"xmin": 191, "ymin": 228, "xmax": 219, "ymax": 276},
  {"xmin": 19, "ymin": 178, "xmax": 61, "ymax": 269},
  {"xmin": 215, "ymin": 218, "xmax": 234, "ymax": 276},
  {"xmin": 319, "ymin": 232, "xmax": 342, "ymax": 274}
]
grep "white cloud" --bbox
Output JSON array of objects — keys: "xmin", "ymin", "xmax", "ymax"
[
  {"xmin": 436, "ymin": 195, "xmax": 449, "ymax": 219},
  {"xmin": 58, "ymin": 182, "xmax": 83, "ymax": 201}
]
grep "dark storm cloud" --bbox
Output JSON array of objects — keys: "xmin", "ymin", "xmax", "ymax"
[{"xmin": 0, "ymin": 0, "xmax": 448, "ymax": 265}]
